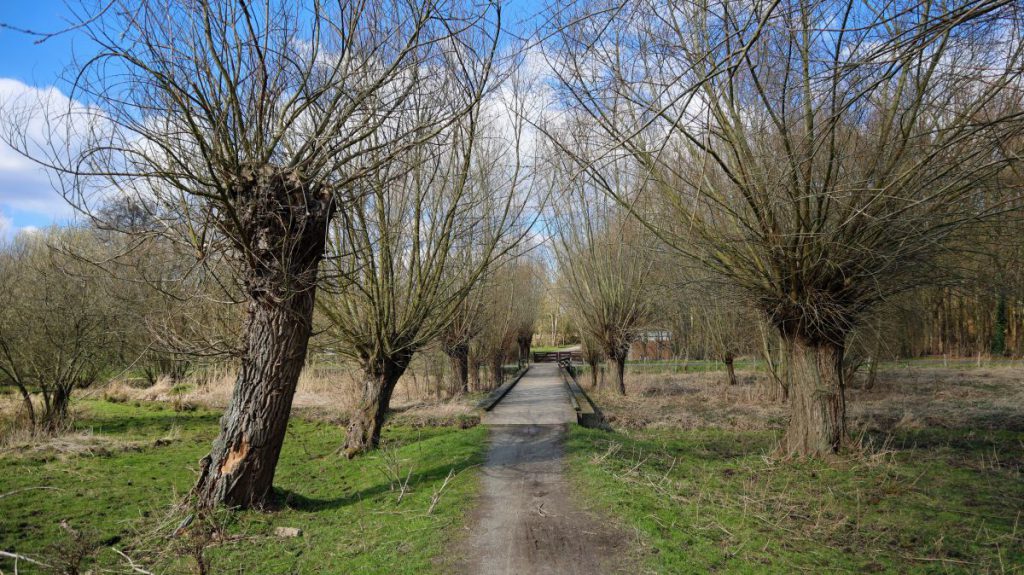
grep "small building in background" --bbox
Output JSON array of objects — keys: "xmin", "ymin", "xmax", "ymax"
[{"xmin": 630, "ymin": 329, "xmax": 673, "ymax": 360}]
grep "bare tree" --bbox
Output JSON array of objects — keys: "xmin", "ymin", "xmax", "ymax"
[
  {"xmin": 578, "ymin": 331, "xmax": 605, "ymax": 389},
  {"xmin": 440, "ymin": 289, "xmax": 489, "ymax": 394},
  {"xmin": 549, "ymin": 156, "xmax": 656, "ymax": 395},
  {"xmin": 438, "ymin": 255, "xmax": 539, "ymax": 394},
  {"xmin": 511, "ymin": 258, "xmax": 546, "ymax": 365},
  {"xmin": 472, "ymin": 269, "xmax": 520, "ymax": 388},
  {"xmin": 2, "ymin": 0, "xmax": 502, "ymax": 507},
  {"xmin": 0, "ymin": 229, "xmax": 131, "ymax": 431},
  {"xmin": 438, "ymin": 239, "xmax": 534, "ymax": 395},
  {"xmin": 318, "ymin": 109, "xmax": 532, "ymax": 457},
  {"xmin": 547, "ymin": 0, "xmax": 1024, "ymax": 455}
]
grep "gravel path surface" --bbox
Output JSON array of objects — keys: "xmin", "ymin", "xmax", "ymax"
[{"xmin": 459, "ymin": 364, "xmax": 631, "ymax": 574}]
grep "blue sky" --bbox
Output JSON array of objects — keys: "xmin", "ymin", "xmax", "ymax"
[{"xmin": 0, "ymin": 0, "xmax": 548, "ymax": 238}]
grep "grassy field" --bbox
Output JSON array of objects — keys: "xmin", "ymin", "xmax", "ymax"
[
  {"xmin": 566, "ymin": 363, "xmax": 1024, "ymax": 573},
  {"xmin": 0, "ymin": 400, "xmax": 487, "ymax": 574},
  {"xmin": 568, "ymin": 426, "xmax": 1024, "ymax": 573}
]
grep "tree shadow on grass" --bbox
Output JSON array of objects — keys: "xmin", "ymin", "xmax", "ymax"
[
  {"xmin": 76, "ymin": 411, "xmax": 222, "ymax": 437},
  {"xmin": 275, "ymin": 454, "xmax": 481, "ymax": 512}
]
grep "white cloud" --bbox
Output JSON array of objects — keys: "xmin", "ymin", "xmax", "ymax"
[
  {"xmin": 0, "ymin": 212, "xmax": 42, "ymax": 241},
  {"xmin": 0, "ymin": 78, "xmax": 80, "ymax": 225}
]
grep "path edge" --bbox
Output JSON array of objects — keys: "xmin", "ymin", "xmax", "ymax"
[
  {"xmin": 558, "ymin": 363, "xmax": 607, "ymax": 428},
  {"xmin": 475, "ymin": 365, "xmax": 530, "ymax": 412}
]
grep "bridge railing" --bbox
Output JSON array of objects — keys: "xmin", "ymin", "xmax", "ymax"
[{"xmin": 531, "ymin": 350, "xmax": 583, "ymax": 364}]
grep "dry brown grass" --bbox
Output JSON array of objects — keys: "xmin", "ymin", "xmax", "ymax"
[
  {"xmin": 0, "ymin": 359, "xmax": 482, "ymax": 451},
  {"xmin": 847, "ymin": 367, "xmax": 1024, "ymax": 432},
  {"xmin": 0, "ymin": 429, "xmax": 154, "ymax": 459},
  {"xmin": 0, "ymin": 410, "xmax": 37, "ymax": 448},
  {"xmin": 96, "ymin": 361, "xmax": 480, "ymax": 426},
  {"xmin": 588, "ymin": 370, "xmax": 787, "ymax": 430},
  {"xmin": 587, "ymin": 365, "xmax": 1024, "ymax": 434}
]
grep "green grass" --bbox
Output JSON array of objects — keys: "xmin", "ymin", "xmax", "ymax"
[
  {"xmin": 567, "ymin": 425, "xmax": 1024, "ymax": 573},
  {"xmin": 1, "ymin": 400, "xmax": 488, "ymax": 574},
  {"xmin": 530, "ymin": 345, "xmax": 570, "ymax": 353}
]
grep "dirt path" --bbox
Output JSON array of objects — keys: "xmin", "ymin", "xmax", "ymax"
[{"xmin": 458, "ymin": 364, "xmax": 631, "ymax": 574}]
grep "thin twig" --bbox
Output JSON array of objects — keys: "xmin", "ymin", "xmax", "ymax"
[
  {"xmin": 0, "ymin": 487, "xmax": 61, "ymax": 499},
  {"xmin": 427, "ymin": 468, "xmax": 457, "ymax": 515},
  {"xmin": 112, "ymin": 547, "xmax": 154, "ymax": 575},
  {"xmin": 397, "ymin": 467, "xmax": 414, "ymax": 504},
  {"xmin": 0, "ymin": 551, "xmax": 49, "ymax": 568}
]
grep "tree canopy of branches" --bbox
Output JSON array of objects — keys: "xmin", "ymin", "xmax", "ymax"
[
  {"xmin": 2, "ymin": 0, "xmax": 502, "ymax": 507},
  {"xmin": 548, "ymin": 0, "xmax": 1024, "ymax": 455},
  {"xmin": 511, "ymin": 257, "xmax": 546, "ymax": 364},
  {"xmin": 551, "ymin": 167, "xmax": 655, "ymax": 395},
  {"xmin": 318, "ymin": 110, "xmax": 532, "ymax": 456},
  {"xmin": 0, "ymin": 229, "xmax": 132, "ymax": 432}
]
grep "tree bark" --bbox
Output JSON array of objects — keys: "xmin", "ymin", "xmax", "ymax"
[
  {"xmin": 724, "ymin": 352, "xmax": 738, "ymax": 386},
  {"xmin": 778, "ymin": 336, "xmax": 791, "ymax": 402},
  {"xmin": 193, "ymin": 286, "xmax": 319, "ymax": 508},
  {"xmin": 193, "ymin": 170, "xmax": 332, "ymax": 509},
  {"xmin": 446, "ymin": 343, "xmax": 470, "ymax": 394},
  {"xmin": 489, "ymin": 356, "xmax": 505, "ymax": 388},
  {"xmin": 41, "ymin": 384, "xmax": 71, "ymax": 432},
  {"xmin": 588, "ymin": 359, "xmax": 599, "ymax": 389},
  {"xmin": 779, "ymin": 336, "xmax": 847, "ymax": 457},
  {"xmin": 343, "ymin": 354, "xmax": 411, "ymax": 458},
  {"xmin": 469, "ymin": 355, "xmax": 482, "ymax": 392},
  {"xmin": 610, "ymin": 352, "xmax": 627, "ymax": 395}
]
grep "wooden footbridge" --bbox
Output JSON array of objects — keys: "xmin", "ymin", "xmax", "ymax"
[
  {"xmin": 477, "ymin": 353, "xmax": 602, "ymax": 427},
  {"xmin": 530, "ymin": 350, "xmax": 582, "ymax": 364}
]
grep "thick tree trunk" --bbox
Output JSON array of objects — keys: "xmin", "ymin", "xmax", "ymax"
[
  {"xmin": 41, "ymin": 384, "xmax": 71, "ymax": 432},
  {"xmin": 779, "ymin": 336, "xmax": 847, "ymax": 457},
  {"xmin": 193, "ymin": 169, "xmax": 332, "ymax": 509},
  {"xmin": 446, "ymin": 343, "xmax": 470, "ymax": 394},
  {"xmin": 193, "ymin": 287, "xmax": 318, "ymax": 508},
  {"xmin": 588, "ymin": 359, "xmax": 599, "ymax": 389},
  {"xmin": 469, "ymin": 355, "xmax": 482, "ymax": 392},
  {"xmin": 489, "ymin": 356, "xmax": 505, "ymax": 388},
  {"xmin": 610, "ymin": 352, "xmax": 627, "ymax": 395},
  {"xmin": 343, "ymin": 354, "xmax": 411, "ymax": 458},
  {"xmin": 724, "ymin": 352, "xmax": 738, "ymax": 386}
]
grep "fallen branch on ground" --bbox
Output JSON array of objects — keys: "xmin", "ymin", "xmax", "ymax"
[
  {"xmin": 427, "ymin": 469, "xmax": 456, "ymax": 515},
  {"xmin": 112, "ymin": 547, "xmax": 154, "ymax": 575},
  {"xmin": 0, "ymin": 550, "xmax": 50, "ymax": 568}
]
